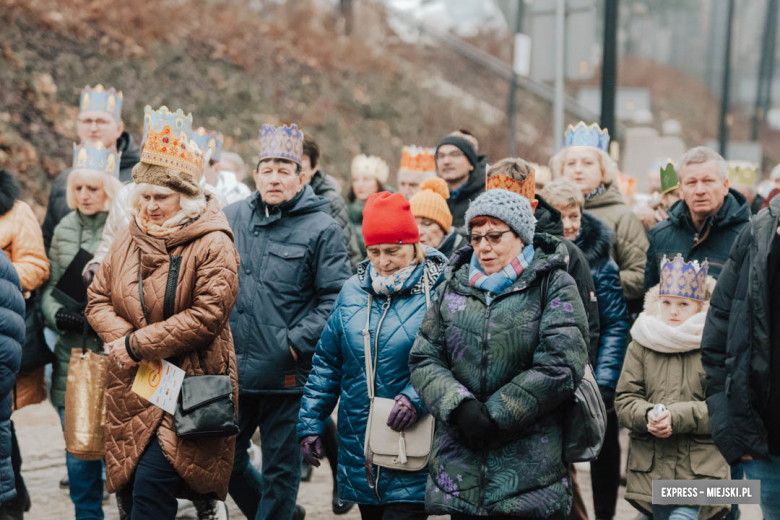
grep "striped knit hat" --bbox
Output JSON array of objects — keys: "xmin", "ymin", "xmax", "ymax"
[{"xmin": 410, "ymin": 177, "xmax": 453, "ymax": 232}]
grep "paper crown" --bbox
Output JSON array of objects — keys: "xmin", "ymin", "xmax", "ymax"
[
  {"xmin": 79, "ymin": 85, "xmax": 123, "ymax": 120},
  {"xmin": 258, "ymin": 124, "xmax": 304, "ymax": 165},
  {"xmin": 564, "ymin": 122, "xmax": 610, "ymax": 152},
  {"xmin": 660, "ymin": 160, "xmax": 679, "ymax": 194},
  {"xmin": 400, "ymin": 146, "xmax": 435, "ymax": 173},
  {"xmin": 659, "ymin": 254, "xmax": 709, "ymax": 302},
  {"xmin": 727, "ymin": 161, "xmax": 758, "ymax": 187},
  {"xmin": 140, "ymin": 106, "xmax": 204, "ymax": 181},
  {"xmin": 72, "ymin": 141, "xmax": 122, "ymax": 179},
  {"xmin": 352, "ymin": 154, "xmax": 390, "ymax": 184},
  {"xmin": 192, "ymin": 127, "xmax": 223, "ymax": 162},
  {"xmin": 486, "ymin": 170, "xmax": 535, "ymax": 201}
]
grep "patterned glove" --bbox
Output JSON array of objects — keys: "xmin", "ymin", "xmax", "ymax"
[
  {"xmin": 387, "ymin": 395, "xmax": 419, "ymax": 432},
  {"xmin": 300, "ymin": 435, "xmax": 324, "ymax": 467},
  {"xmin": 55, "ymin": 308, "xmax": 87, "ymax": 333}
]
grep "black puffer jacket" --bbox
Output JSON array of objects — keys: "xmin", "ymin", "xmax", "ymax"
[
  {"xmin": 447, "ymin": 170, "xmax": 485, "ymax": 231},
  {"xmin": 41, "ymin": 131, "xmax": 140, "ymax": 250},
  {"xmin": 701, "ymin": 195, "xmax": 780, "ymax": 463},
  {"xmin": 645, "ymin": 189, "xmax": 750, "ymax": 290},
  {"xmin": 309, "ymin": 170, "xmax": 362, "ymax": 269}
]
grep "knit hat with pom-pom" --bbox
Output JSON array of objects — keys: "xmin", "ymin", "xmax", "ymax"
[{"xmin": 410, "ymin": 177, "xmax": 453, "ymax": 232}]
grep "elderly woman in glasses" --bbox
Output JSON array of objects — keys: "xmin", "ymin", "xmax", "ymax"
[{"xmin": 409, "ymin": 188, "xmax": 589, "ymax": 519}]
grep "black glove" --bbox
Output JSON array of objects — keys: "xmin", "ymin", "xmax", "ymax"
[
  {"xmin": 82, "ymin": 262, "xmax": 100, "ymax": 288},
  {"xmin": 599, "ymin": 385, "xmax": 615, "ymax": 413},
  {"xmin": 55, "ymin": 308, "xmax": 87, "ymax": 333},
  {"xmin": 451, "ymin": 399, "xmax": 496, "ymax": 450}
]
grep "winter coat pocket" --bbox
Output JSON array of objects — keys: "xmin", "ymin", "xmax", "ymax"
[
  {"xmin": 266, "ymin": 242, "xmax": 307, "ymax": 287},
  {"xmin": 627, "ymin": 435, "xmax": 654, "ymax": 472},
  {"xmin": 690, "ymin": 437, "xmax": 727, "ymax": 478}
]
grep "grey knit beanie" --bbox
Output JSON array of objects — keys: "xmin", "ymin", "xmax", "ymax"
[{"xmin": 464, "ymin": 188, "xmax": 536, "ymax": 245}]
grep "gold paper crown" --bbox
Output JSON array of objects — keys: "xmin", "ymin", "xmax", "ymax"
[
  {"xmin": 140, "ymin": 107, "xmax": 204, "ymax": 181},
  {"xmin": 659, "ymin": 254, "xmax": 709, "ymax": 302},
  {"xmin": 727, "ymin": 160, "xmax": 758, "ymax": 187},
  {"xmin": 352, "ymin": 154, "xmax": 389, "ymax": 184},
  {"xmin": 486, "ymin": 170, "xmax": 536, "ymax": 201},
  {"xmin": 400, "ymin": 146, "xmax": 435, "ymax": 173}
]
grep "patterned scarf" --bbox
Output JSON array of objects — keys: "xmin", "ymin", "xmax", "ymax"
[
  {"xmin": 469, "ymin": 244, "xmax": 535, "ymax": 304},
  {"xmin": 584, "ymin": 183, "xmax": 606, "ymax": 201},
  {"xmin": 370, "ymin": 261, "xmax": 418, "ymax": 296}
]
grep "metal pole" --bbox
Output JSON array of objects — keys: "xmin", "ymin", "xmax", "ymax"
[
  {"xmin": 600, "ymin": 0, "xmax": 618, "ymax": 139},
  {"xmin": 718, "ymin": 0, "xmax": 736, "ymax": 157},
  {"xmin": 554, "ymin": 0, "xmax": 566, "ymax": 151},
  {"xmin": 751, "ymin": 0, "xmax": 774, "ymax": 141},
  {"xmin": 507, "ymin": 1, "xmax": 524, "ymax": 157},
  {"xmin": 762, "ymin": 0, "xmax": 779, "ymax": 115}
]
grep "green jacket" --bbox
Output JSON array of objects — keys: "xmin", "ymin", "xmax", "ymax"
[
  {"xmin": 42, "ymin": 210, "xmax": 107, "ymax": 408},
  {"xmin": 616, "ymin": 287, "xmax": 729, "ymax": 520},
  {"xmin": 409, "ymin": 233, "xmax": 588, "ymax": 518},
  {"xmin": 585, "ymin": 183, "xmax": 648, "ymax": 301}
]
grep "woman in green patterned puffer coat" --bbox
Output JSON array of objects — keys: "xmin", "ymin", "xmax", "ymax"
[{"xmin": 409, "ymin": 189, "xmax": 589, "ymax": 519}]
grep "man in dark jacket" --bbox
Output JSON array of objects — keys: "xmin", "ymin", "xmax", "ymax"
[
  {"xmin": 224, "ymin": 124, "xmax": 351, "ymax": 520},
  {"xmin": 645, "ymin": 147, "xmax": 750, "ymax": 290},
  {"xmin": 435, "ymin": 135, "xmax": 485, "ymax": 230},
  {"xmin": 41, "ymin": 85, "xmax": 140, "ymax": 250},
  {"xmin": 0, "ymin": 250, "xmax": 23, "ymax": 517},
  {"xmin": 301, "ymin": 136, "xmax": 362, "ymax": 270},
  {"xmin": 701, "ymin": 195, "xmax": 780, "ymax": 519}
]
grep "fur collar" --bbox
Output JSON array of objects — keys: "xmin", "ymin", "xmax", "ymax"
[
  {"xmin": 575, "ymin": 211, "xmax": 614, "ymax": 267},
  {"xmin": 0, "ymin": 170, "xmax": 20, "ymax": 217}
]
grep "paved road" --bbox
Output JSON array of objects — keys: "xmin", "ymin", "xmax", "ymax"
[{"xmin": 13, "ymin": 403, "xmax": 762, "ymax": 520}]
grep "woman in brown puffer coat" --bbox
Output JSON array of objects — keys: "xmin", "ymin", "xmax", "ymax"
[{"xmin": 86, "ymin": 137, "xmax": 239, "ymax": 519}]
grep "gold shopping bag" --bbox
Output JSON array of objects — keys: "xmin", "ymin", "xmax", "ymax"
[{"xmin": 64, "ymin": 347, "xmax": 108, "ymax": 461}]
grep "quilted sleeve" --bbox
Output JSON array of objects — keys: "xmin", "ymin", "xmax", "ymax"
[
  {"xmin": 9, "ymin": 202, "xmax": 49, "ymax": 293},
  {"xmin": 131, "ymin": 231, "xmax": 239, "ymax": 361},
  {"xmin": 484, "ymin": 270, "xmax": 588, "ymax": 433},
  {"xmin": 615, "ymin": 341, "xmax": 654, "ymax": 434},
  {"xmin": 409, "ymin": 286, "xmax": 475, "ymax": 424},
  {"xmin": 86, "ymin": 244, "xmax": 135, "ymax": 343},
  {"xmin": 593, "ymin": 262, "xmax": 630, "ymax": 390}
]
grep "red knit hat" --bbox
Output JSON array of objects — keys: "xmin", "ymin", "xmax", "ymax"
[{"xmin": 362, "ymin": 192, "xmax": 420, "ymax": 247}]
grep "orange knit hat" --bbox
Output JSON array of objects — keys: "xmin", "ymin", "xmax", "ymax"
[{"xmin": 410, "ymin": 177, "xmax": 453, "ymax": 232}]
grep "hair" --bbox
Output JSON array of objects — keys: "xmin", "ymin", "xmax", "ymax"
[
  {"xmin": 448, "ymin": 129, "xmax": 479, "ymax": 152},
  {"xmin": 467, "ymin": 215, "xmax": 517, "ymax": 235},
  {"xmin": 220, "ymin": 152, "xmax": 246, "ymax": 178},
  {"xmin": 347, "ymin": 180, "xmax": 385, "ymax": 203},
  {"xmin": 413, "ymin": 242, "xmax": 426, "ymax": 264},
  {"xmin": 129, "ymin": 183, "xmax": 207, "ymax": 221},
  {"xmin": 549, "ymin": 146, "xmax": 619, "ymax": 185},
  {"xmin": 542, "ymin": 178, "xmax": 585, "ymax": 211},
  {"xmin": 66, "ymin": 169, "xmax": 122, "ymax": 211},
  {"xmin": 676, "ymin": 146, "xmax": 728, "ymax": 182},
  {"xmin": 302, "ymin": 136, "xmax": 320, "ymax": 167},
  {"xmin": 488, "ymin": 158, "xmax": 534, "ymax": 182},
  {"xmin": 256, "ymin": 157, "xmax": 302, "ymax": 175}
]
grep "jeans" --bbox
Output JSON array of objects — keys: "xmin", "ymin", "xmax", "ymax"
[
  {"xmin": 359, "ymin": 503, "xmax": 427, "ymax": 520},
  {"xmin": 57, "ymin": 408, "xmax": 104, "ymax": 520},
  {"xmin": 742, "ymin": 455, "xmax": 780, "ymax": 520},
  {"xmin": 590, "ymin": 409, "xmax": 620, "ymax": 519},
  {"xmin": 228, "ymin": 394, "xmax": 302, "ymax": 520},
  {"xmin": 651, "ymin": 505, "xmax": 699, "ymax": 520},
  {"xmin": 116, "ymin": 436, "xmax": 181, "ymax": 520}
]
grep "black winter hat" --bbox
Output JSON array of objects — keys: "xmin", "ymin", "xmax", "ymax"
[{"xmin": 436, "ymin": 136, "xmax": 478, "ymax": 169}]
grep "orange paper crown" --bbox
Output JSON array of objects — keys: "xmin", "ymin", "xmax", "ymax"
[
  {"xmin": 141, "ymin": 125, "xmax": 204, "ymax": 181},
  {"xmin": 486, "ymin": 169, "xmax": 536, "ymax": 201},
  {"xmin": 400, "ymin": 146, "xmax": 435, "ymax": 173}
]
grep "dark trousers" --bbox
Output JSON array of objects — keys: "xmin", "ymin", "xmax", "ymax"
[
  {"xmin": 228, "ymin": 394, "xmax": 302, "ymax": 520},
  {"xmin": 358, "ymin": 503, "xmax": 427, "ymax": 520},
  {"xmin": 2, "ymin": 422, "xmax": 28, "ymax": 518},
  {"xmin": 117, "ymin": 437, "xmax": 182, "ymax": 520},
  {"xmin": 590, "ymin": 409, "xmax": 620, "ymax": 520}
]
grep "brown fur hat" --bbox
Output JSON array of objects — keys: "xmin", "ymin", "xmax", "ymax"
[{"xmin": 131, "ymin": 162, "xmax": 202, "ymax": 197}]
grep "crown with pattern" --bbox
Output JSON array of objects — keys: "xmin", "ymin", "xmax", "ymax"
[
  {"xmin": 258, "ymin": 124, "xmax": 304, "ymax": 165},
  {"xmin": 659, "ymin": 254, "xmax": 709, "ymax": 302},
  {"xmin": 486, "ymin": 170, "xmax": 535, "ymax": 200},
  {"xmin": 727, "ymin": 160, "xmax": 758, "ymax": 187},
  {"xmin": 72, "ymin": 141, "xmax": 122, "ymax": 178},
  {"xmin": 79, "ymin": 85, "xmax": 123, "ymax": 120},
  {"xmin": 192, "ymin": 127, "xmax": 223, "ymax": 162},
  {"xmin": 352, "ymin": 154, "xmax": 390, "ymax": 184},
  {"xmin": 660, "ymin": 160, "xmax": 678, "ymax": 194},
  {"xmin": 564, "ymin": 122, "xmax": 610, "ymax": 152},
  {"xmin": 400, "ymin": 146, "xmax": 436, "ymax": 173},
  {"xmin": 140, "ymin": 106, "xmax": 204, "ymax": 180}
]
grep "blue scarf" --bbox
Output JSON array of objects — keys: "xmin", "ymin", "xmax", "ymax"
[{"xmin": 469, "ymin": 245, "xmax": 535, "ymax": 304}]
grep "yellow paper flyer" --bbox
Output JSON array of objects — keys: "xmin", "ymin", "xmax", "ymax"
[{"xmin": 131, "ymin": 360, "xmax": 186, "ymax": 415}]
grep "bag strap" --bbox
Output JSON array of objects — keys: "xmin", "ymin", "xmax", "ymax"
[{"xmin": 363, "ymin": 294, "xmax": 375, "ymax": 400}]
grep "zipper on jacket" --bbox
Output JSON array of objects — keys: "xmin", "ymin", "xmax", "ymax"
[
  {"xmin": 478, "ymin": 304, "xmax": 492, "ymax": 512},
  {"xmin": 370, "ymin": 296, "xmax": 392, "ymax": 504},
  {"xmin": 163, "ymin": 256, "xmax": 182, "ymax": 321}
]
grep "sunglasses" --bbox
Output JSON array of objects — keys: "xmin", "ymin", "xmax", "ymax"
[{"xmin": 466, "ymin": 229, "xmax": 514, "ymax": 247}]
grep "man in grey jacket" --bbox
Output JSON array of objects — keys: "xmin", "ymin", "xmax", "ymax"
[{"xmin": 224, "ymin": 124, "xmax": 351, "ymax": 520}]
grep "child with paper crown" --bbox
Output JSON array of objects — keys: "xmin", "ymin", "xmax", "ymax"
[{"xmin": 615, "ymin": 255, "xmax": 729, "ymax": 520}]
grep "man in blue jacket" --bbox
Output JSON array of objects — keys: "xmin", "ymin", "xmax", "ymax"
[{"xmin": 224, "ymin": 124, "xmax": 352, "ymax": 520}]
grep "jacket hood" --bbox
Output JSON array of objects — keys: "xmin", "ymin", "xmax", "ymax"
[
  {"xmin": 667, "ymin": 188, "xmax": 751, "ymax": 230},
  {"xmin": 574, "ymin": 211, "xmax": 614, "ymax": 266},
  {"xmin": 585, "ymin": 182, "xmax": 626, "ymax": 209},
  {"xmin": 533, "ymin": 195, "xmax": 564, "ymax": 236},
  {"xmin": 643, "ymin": 276, "xmax": 717, "ymax": 318},
  {"xmin": 356, "ymin": 245, "xmax": 448, "ymax": 296},
  {"xmin": 118, "ymin": 132, "xmax": 141, "ymax": 172},
  {"xmin": 0, "ymin": 170, "xmax": 20, "ymax": 217},
  {"xmin": 250, "ymin": 184, "xmax": 330, "ymax": 219},
  {"xmin": 310, "ymin": 170, "xmax": 339, "ymax": 197}
]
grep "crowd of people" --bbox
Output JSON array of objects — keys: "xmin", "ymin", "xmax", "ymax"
[{"xmin": 0, "ymin": 83, "xmax": 778, "ymax": 520}]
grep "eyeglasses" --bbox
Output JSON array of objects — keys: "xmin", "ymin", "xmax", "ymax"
[
  {"xmin": 467, "ymin": 229, "xmax": 514, "ymax": 247},
  {"xmin": 77, "ymin": 118, "xmax": 113, "ymax": 128},
  {"xmin": 435, "ymin": 150, "xmax": 464, "ymax": 161}
]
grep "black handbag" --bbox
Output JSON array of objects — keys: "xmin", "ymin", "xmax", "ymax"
[
  {"xmin": 137, "ymin": 251, "xmax": 238, "ymax": 439},
  {"xmin": 21, "ymin": 290, "xmax": 56, "ymax": 372}
]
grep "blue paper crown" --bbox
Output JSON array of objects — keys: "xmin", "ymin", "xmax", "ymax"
[
  {"xmin": 72, "ymin": 141, "xmax": 121, "ymax": 178},
  {"xmin": 258, "ymin": 124, "xmax": 304, "ymax": 165},
  {"xmin": 142, "ymin": 106, "xmax": 193, "ymax": 145},
  {"xmin": 192, "ymin": 127, "xmax": 223, "ymax": 162},
  {"xmin": 659, "ymin": 254, "xmax": 709, "ymax": 302},
  {"xmin": 564, "ymin": 122, "xmax": 610, "ymax": 152},
  {"xmin": 79, "ymin": 85, "xmax": 123, "ymax": 120}
]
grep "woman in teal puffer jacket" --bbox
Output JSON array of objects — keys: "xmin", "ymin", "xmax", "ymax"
[{"xmin": 298, "ymin": 192, "xmax": 446, "ymax": 519}]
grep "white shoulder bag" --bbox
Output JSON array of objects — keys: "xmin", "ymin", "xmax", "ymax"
[{"xmin": 362, "ymin": 274, "xmax": 435, "ymax": 483}]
